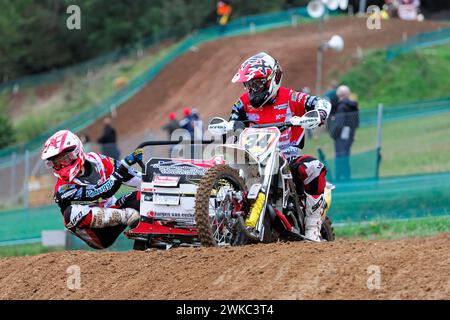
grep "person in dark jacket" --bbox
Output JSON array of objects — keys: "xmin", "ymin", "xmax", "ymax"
[
  {"xmin": 97, "ymin": 117, "xmax": 120, "ymax": 160},
  {"xmin": 162, "ymin": 112, "xmax": 181, "ymax": 139},
  {"xmin": 162, "ymin": 112, "xmax": 182, "ymax": 157},
  {"xmin": 324, "ymin": 80, "xmax": 340, "ymax": 116},
  {"xmin": 328, "ymin": 85, "xmax": 359, "ymax": 181},
  {"xmin": 179, "ymin": 107, "xmax": 195, "ymax": 138}
]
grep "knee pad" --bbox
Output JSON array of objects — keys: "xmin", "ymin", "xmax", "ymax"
[
  {"xmin": 290, "ymin": 156, "xmax": 327, "ymax": 194},
  {"xmin": 64, "ymin": 205, "xmax": 92, "ymax": 229}
]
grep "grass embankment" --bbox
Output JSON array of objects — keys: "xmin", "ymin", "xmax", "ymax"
[
  {"xmin": 1, "ymin": 44, "xmax": 174, "ymax": 143},
  {"xmin": 339, "ymin": 44, "xmax": 450, "ymax": 108}
]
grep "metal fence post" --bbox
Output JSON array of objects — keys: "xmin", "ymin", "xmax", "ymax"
[
  {"xmin": 375, "ymin": 104, "xmax": 384, "ymax": 179},
  {"xmin": 10, "ymin": 152, "xmax": 17, "ymax": 200},
  {"xmin": 291, "ymin": 15, "xmax": 298, "ymax": 28},
  {"xmin": 23, "ymin": 150, "xmax": 30, "ymax": 208},
  {"xmin": 249, "ymin": 22, "xmax": 256, "ymax": 35},
  {"xmin": 358, "ymin": 0, "xmax": 367, "ymax": 16}
]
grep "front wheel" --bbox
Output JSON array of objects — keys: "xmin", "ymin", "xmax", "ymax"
[{"xmin": 195, "ymin": 164, "xmax": 247, "ymax": 247}]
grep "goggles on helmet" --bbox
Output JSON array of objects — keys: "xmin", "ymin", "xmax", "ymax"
[
  {"xmin": 45, "ymin": 147, "xmax": 78, "ymax": 170},
  {"xmin": 244, "ymin": 78, "xmax": 267, "ymax": 93}
]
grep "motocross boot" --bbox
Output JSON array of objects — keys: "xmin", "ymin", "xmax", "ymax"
[
  {"xmin": 245, "ymin": 226, "xmax": 261, "ymax": 242},
  {"xmin": 89, "ymin": 207, "xmax": 140, "ymax": 229},
  {"xmin": 304, "ymin": 192, "xmax": 324, "ymax": 242}
]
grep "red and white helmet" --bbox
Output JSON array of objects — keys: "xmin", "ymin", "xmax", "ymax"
[
  {"xmin": 41, "ymin": 130, "xmax": 86, "ymax": 182},
  {"xmin": 232, "ymin": 52, "xmax": 283, "ymax": 108}
]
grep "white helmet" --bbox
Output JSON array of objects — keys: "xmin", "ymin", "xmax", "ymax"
[{"xmin": 41, "ymin": 130, "xmax": 86, "ymax": 182}]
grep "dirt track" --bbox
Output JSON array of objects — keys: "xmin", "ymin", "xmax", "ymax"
[
  {"xmin": 83, "ymin": 17, "xmax": 444, "ymax": 141},
  {"xmin": 1, "ymin": 234, "xmax": 449, "ymax": 300}
]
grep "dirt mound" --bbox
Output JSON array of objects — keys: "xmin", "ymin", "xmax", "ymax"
[
  {"xmin": 82, "ymin": 17, "xmax": 444, "ymax": 141},
  {"xmin": 1, "ymin": 234, "xmax": 449, "ymax": 300}
]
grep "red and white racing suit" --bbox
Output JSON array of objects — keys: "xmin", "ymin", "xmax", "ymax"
[
  {"xmin": 54, "ymin": 152, "xmax": 141, "ymax": 249},
  {"xmin": 230, "ymin": 87, "xmax": 330, "ymax": 240}
]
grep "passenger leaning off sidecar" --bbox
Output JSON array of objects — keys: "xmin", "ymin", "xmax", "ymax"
[
  {"xmin": 228, "ymin": 52, "xmax": 331, "ymax": 242},
  {"xmin": 41, "ymin": 130, "xmax": 144, "ymax": 249}
]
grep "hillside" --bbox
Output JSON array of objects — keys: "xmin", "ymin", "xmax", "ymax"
[{"xmin": 81, "ymin": 17, "xmax": 444, "ymax": 141}]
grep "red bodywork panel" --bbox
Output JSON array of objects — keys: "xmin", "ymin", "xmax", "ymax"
[{"xmin": 127, "ymin": 220, "xmax": 198, "ymax": 237}]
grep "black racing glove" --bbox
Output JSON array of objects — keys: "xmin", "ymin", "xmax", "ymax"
[
  {"xmin": 112, "ymin": 148, "xmax": 143, "ymax": 182},
  {"xmin": 124, "ymin": 148, "xmax": 143, "ymax": 166}
]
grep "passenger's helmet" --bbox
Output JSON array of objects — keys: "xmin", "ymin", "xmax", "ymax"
[
  {"xmin": 41, "ymin": 130, "xmax": 86, "ymax": 182},
  {"xmin": 232, "ymin": 52, "xmax": 283, "ymax": 108}
]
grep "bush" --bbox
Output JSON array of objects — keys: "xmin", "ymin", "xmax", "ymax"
[{"xmin": 0, "ymin": 115, "xmax": 15, "ymax": 148}]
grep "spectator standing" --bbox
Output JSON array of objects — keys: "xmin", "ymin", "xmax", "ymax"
[
  {"xmin": 97, "ymin": 117, "xmax": 120, "ymax": 160},
  {"xmin": 179, "ymin": 107, "xmax": 195, "ymax": 138},
  {"xmin": 327, "ymin": 85, "xmax": 359, "ymax": 181},
  {"xmin": 217, "ymin": 1, "xmax": 232, "ymax": 34},
  {"xmin": 162, "ymin": 112, "xmax": 181, "ymax": 157},
  {"xmin": 324, "ymin": 80, "xmax": 340, "ymax": 116},
  {"xmin": 162, "ymin": 112, "xmax": 181, "ymax": 139}
]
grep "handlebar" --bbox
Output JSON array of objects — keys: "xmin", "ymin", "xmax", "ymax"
[
  {"xmin": 250, "ymin": 122, "xmax": 292, "ymax": 129},
  {"xmin": 136, "ymin": 138, "xmax": 215, "ymax": 149}
]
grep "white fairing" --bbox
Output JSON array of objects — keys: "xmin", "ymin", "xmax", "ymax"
[{"xmin": 140, "ymin": 181, "xmax": 197, "ymax": 225}]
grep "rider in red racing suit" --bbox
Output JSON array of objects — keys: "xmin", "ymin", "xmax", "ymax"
[
  {"xmin": 229, "ymin": 52, "xmax": 331, "ymax": 242},
  {"xmin": 41, "ymin": 130, "xmax": 143, "ymax": 249}
]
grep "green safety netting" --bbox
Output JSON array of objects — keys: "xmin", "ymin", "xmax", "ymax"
[
  {"xmin": 358, "ymin": 96, "xmax": 450, "ymax": 126},
  {"xmin": 0, "ymin": 205, "xmax": 61, "ymax": 244},
  {"xmin": 386, "ymin": 27, "xmax": 450, "ymax": 60},
  {"xmin": 331, "ymin": 172, "xmax": 450, "ymax": 223},
  {"xmin": 320, "ymin": 149, "xmax": 380, "ymax": 182}
]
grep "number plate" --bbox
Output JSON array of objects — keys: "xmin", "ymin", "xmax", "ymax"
[{"xmin": 240, "ymin": 128, "xmax": 280, "ymax": 158}]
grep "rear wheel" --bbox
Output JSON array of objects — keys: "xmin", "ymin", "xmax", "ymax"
[
  {"xmin": 321, "ymin": 216, "xmax": 335, "ymax": 241},
  {"xmin": 195, "ymin": 164, "xmax": 247, "ymax": 247}
]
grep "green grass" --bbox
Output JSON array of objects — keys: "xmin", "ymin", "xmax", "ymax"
[
  {"xmin": 339, "ymin": 44, "xmax": 450, "ymax": 108},
  {"xmin": 2, "ymin": 44, "xmax": 175, "ymax": 143},
  {"xmin": 0, "ymin": 243, "xmax": 63, "ymax": 258},
  {"xmin": 335, "ymin": 215, "xmax": 450, "ymax": 240},
  {"xmin": 303, "ymin": 112, "xmax": 450, "ymax": 177}
]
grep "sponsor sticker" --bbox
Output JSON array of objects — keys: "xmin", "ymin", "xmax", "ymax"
[
  {"xmin": 274, "ymin": 103, "xmax": 288, "ymax": 110},
  {"xmin": 152, "ymin": 175, "xmax": 180, "ymax": 187}
]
